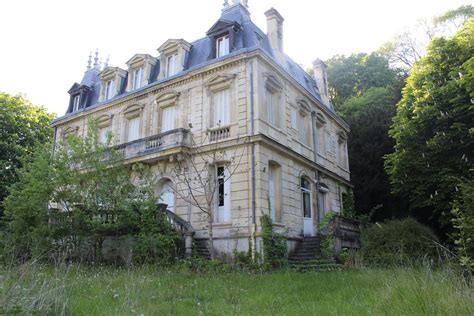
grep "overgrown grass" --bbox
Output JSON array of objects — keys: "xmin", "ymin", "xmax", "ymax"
[{"xmin": 0, "ymin": 263, "xmax": 472, "ymax": 315}]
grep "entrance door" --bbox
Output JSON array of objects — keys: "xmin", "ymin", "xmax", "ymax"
[{"xmin": 301, "ymin": 177, "xmax": 315, "ymax": 236}]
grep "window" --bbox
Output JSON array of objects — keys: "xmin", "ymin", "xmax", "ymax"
[
  {"xmin": 166, "ymin": 53, "xmax": 179, "ymax": 77},
  {"xmin": 290, "ymin": 107, "xmax": 297, "ymax": 129},
  {"xmin": 317, "ymin": 191, "xmax": 326, "ymax": 222},
  {"xmin": 105, "ymin": 80, "xmax": 115, "ymax": 100},
  {"xmin": 72, "ymin": 95, "xmax": 80, "ymax": 112},
  {"xmin": 338, "ymin": 133, "xmax": 348, "ymax": 168},
  {"xmin": 127, "ymin": 116, "xmax": 140, "ymax": 142},
  {"xmin": 216, "ymin": 35, "xmax": 230, "ymax": 58},
  {"xmin": 268, "ymin": 163, "xmax": 281, "ymax": 222},
  {"xmin": 215, "ymin": 166, "xmax": 231, "ymax": 223},
  {"xmin": 212, "ymin": 88, "xmax": 230, "ymax": 126},
  {"xmin": 159, "ymin": 180, "xmax": 175, "ymax": 213},
  {"xmin": 301, "ymin": 177, "xmax": 311, "ymax": 218},
  {"xmin": 132, "ymin": 68, "xmax": 144, "ymax": 90},
  {"xmin": 266, "ymin": 88, "xmax": 275, "ymax": 125},
  {"xmin": 299, "ymin": 112, "xmax": 307, "ymax": 144},
  {"xmin": 98, "ymin": 127, "xmax": 108, "ymax": 144},
  {"xmin": 161, "ymin": 105, "xmax": 177, "ymax": 133},
  {"xmin": 317, "ymin": 183, "xmax": 329, "ymax": 222}
]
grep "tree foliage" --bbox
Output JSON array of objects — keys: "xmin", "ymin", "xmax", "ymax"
[
  {"xmin": 326, "ymin": 54, "xmax": 406, "ymax": 220},
  {"xmin": 385, "ymin": 19, "xmax": 474, "ymax": 237},
  {"xmin": 380, "ymin": 5, "xmax": 474, "ymax": 72},
  {"xmin": 2, "ymin": 123, "xmax": 180, "ymax": 264},
  {"xmin": 326, "ymin": 53, "xmax": 399, "ymax": 108},
  {"xmin": 0, "ymin": 92, "xmax": 54, "ymax": 218}
]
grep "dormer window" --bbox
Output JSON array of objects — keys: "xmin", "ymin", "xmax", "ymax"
[
  {"xmin": 72, "ymin": 95, "xmax": 80, "ymax": 112},
  {"xmin": 166, "ymin": 53, "xmax": 179, "ymax": 77},
  {"xmin": 105, "ymin": 80, "xmax": 115, "ymax": 100},
  {"xmin": 126, "ymin": 54, "xmax": 157, "ymax": 92},
  {"xmin": 157, "ymin": 39, "xmax": 192, "ymax": 79},
  {"xmin": 132, "ymin": 67, "xmax": 143, "ymax": 90},
  {"xmin": 216, "ymin": 35, "xmax": 229, "ymax": 58}
]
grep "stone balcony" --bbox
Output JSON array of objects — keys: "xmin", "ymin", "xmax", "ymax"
[{"xmin": 116, "ymin": 128, "xmax": 192, "ymax": 162}]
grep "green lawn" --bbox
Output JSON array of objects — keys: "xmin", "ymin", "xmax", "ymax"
[{"xmin": 1, "ymin": 264, "xmax": 472, "ymax": 315}]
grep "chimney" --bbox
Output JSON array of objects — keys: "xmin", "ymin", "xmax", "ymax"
[
  {"xmin": 265, "ymin": 8, "xmax": 284, "ymax": 54},
  {"xmin": 312, "ymin": 59, "xmax": 330, "ymax": 106}
]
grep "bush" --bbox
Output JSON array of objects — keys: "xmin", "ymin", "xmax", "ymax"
[
  {"xmin": 261, "ymin": 214, "xmax": 287, "ymax": 269},
  {"xmin": 361, "ymin": 217, "xmax": 438, "ymax": 266}
]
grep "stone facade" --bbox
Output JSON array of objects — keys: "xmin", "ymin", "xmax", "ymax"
[{"xmin": 52, "ymin": 1, "xmax": 350, "ymax": 258}]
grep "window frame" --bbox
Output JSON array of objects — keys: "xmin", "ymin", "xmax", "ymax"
[
  {"xmin": 105, "ymin": 79, "xmax": 115, "ymax": 100},
  {"xmin": 216, "ymin": 35, "xmax": 230, "ymax": 58},
  {"xmin": 166, "ymin": 53, "xmax": 179, "ymax": 77},
  {"xmin": 301, "ymin": 177, "xmax": 312, "ymax": 219},
  {"xmin": 132, "ymin": 67, "xmax": 144, "ymax": 90},
  {"xmin": 72, "ymin": 95, "xmax": 80, "ymax": 112},
  {"xmin": 214, "ymin": 164, "xmax": 231, "ymax": 223}
]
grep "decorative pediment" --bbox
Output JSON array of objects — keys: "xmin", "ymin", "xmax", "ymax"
[
  {"xmin": 126, "ymin": 54, "xmax": 156, "ymax": 67},
  {"xmin": 123, "ymin": 104, "xmax": 144, "ymax": 118},
  {"xmin": 316, "ymin": 112, "xmax": 327, "ymax": 125},
  {"xmin": 157, "ymin": 39, "xmax": 192, "ymax": 54},
  {"xmin": 206, "ymin": 19, "xmax": 241, "ymax": 36},
  {"xmin": 338, "ymin": 131, "xmax": 347, "ymax": 142},
  {"xmin": 95, "ymin": 114, "xmax": 113, "ymax": 127},
  {"xmin": 263, "ymin": 72, "xmax": 283, "ymax": 91},
  {"xmin": 62, "ymin": 126, "xmax": 79, "ymax": 136},
  {"xmin": 155, "ymin": 91, "xmax": 180, "ymax": 105},
  {"xmin": 296, "ymin": 97, "xmax": 311, "ymax": 112},
  {"xmin": 100, "ymin": 66, "xmax": 126, "ymax": 80},
  {"xmin": 204, "ymin": 73, "xmax": 236, "ymax": 87},
  {"xmin": 67, "ymin": 83, "xmax": 82, "ymax": 94}
]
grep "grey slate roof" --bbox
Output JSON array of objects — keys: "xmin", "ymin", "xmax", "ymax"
[{"xmin": 63, "ymin": 4, "xmax": 332, "ymax": 117}]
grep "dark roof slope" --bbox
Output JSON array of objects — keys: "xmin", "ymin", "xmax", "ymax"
[{"xmin": 63, "ymin": 4, "xmax": 332, "ymax": 117}]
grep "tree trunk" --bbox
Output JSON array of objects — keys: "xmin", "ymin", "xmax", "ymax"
[{"xmin": 208, "ymin": 211, "xmax": 214, "ymax": 259}]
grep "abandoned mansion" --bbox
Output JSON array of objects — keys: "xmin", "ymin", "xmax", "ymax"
[{"xmin": 52, "ymin": 0, "xmax": 351, "ymax": 257}]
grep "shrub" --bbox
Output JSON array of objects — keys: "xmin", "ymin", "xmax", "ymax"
[
  {"xmin": 361, "ymin": 217, "xmax": 438, "ymax": 266},
  {"xmin": 260, "ymin": 214, "xmax": 287, "ymax": 269},
  {"xmin": 451, "ymin": 178, "xmax": 474, "ymax": 276}
]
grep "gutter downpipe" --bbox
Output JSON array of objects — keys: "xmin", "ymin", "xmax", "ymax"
[
  {"xmin": 311, "ymin": 112, "xmax": 321, "ymax": 231},
  {"xmin": 250, "ymin": 60, "xmax": 257, "ymax": 260}
]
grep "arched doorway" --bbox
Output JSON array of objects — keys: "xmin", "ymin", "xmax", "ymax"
[{"xmin": 156, "ymin": 179, "xmax": 175, "ymax": 213}]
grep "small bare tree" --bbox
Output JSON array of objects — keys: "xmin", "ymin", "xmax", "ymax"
[{"xmin": 167, "ymin": 124, "xmax": 246, "ymax": 259}]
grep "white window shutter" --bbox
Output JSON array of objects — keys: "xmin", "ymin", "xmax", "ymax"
[
  {"xmin": 161, "ymin": 106, "xmax": 176, "ymax": 132},
  {"xmin": 213, "ymin": 89, "xmax": 230, "ymax": 126},
  {"xmin": 127, "ymin": 117, "xmax": 140, "ymax": 142}
]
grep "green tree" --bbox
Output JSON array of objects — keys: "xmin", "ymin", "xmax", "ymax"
[
  {"xmin": 3, "ymin": 123, "xmax": 180, "ymax": 263},
  {"xmin": 385, "ymin": 19, "xmax": 474, "ymax": 238},
  {"xmin": 326, "ymin": 53, "xmax": 399, "ymax": 109},
  {"xmin": 339, "ymin": 87, "xmax": 408, "ymax": 220},
  {"xmin": 0, "ymin": 93, "xmax": 54, "ymax": 219},
  {"xmin": 326, "ymin": 54, "xmax": 406, "ymax": 220}
]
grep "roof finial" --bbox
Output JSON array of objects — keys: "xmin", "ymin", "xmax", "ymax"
[
  {"xmin": 104, "ymin": 55, "xmax": 110, "ymax": 68},
  {"xmin": 93, "ymin": 48, "xmax": 100, "ymax": 70},
  {"xmin": 87, "ymin": 52, "xmax": 92, "ymax": 70},
  {"xmin": 223, "ymin": 0, "xmax": 229, "ymax": 8}
]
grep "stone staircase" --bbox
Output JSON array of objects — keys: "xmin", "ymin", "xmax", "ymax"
[
  {"xmin": 194, "ymin": 239, "xmax": 211, "ymax": 259},
  {"xmin": 288, "ymin": 236, "xmax": 342, "ymax": 271}
]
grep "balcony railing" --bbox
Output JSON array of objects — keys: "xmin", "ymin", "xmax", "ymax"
[{"xmin": 116, "ymin": 128, "xmax": 191, "ymax": 160}]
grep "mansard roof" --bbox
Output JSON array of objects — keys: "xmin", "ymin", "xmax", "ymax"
[{"xmin": 60, "ymin": 3, "xmax": 329, "ymax": 117}]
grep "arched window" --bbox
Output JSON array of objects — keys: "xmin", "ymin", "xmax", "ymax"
[
  {"xmin": 156, "ymin": 179, "xmax": 175, "ymax": 213},
  {"xmin": 301, "ymin": 177, "xmax": 311, "ymax": 219}
]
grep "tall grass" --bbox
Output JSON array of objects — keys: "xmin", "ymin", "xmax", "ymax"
[{"xmin": 0, "ymin": 264, "xmax": 472, "ymax": 315}]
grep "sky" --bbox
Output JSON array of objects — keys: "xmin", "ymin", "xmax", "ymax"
[{"xmin": 0, "ymin": 0, "xmax": 470, "ymax": 116}]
